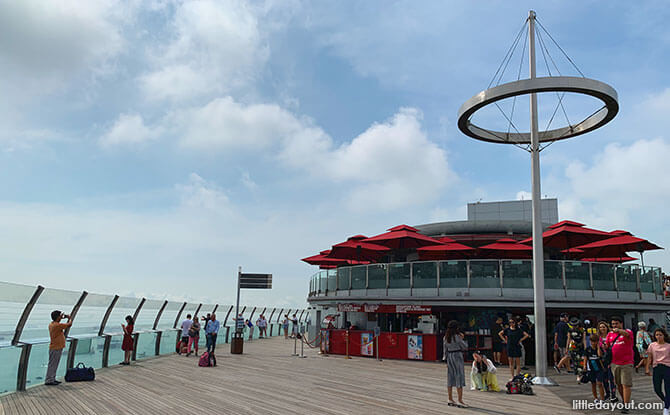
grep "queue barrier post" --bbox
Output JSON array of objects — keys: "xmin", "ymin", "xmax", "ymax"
[{"xmin": 345, "ymin": 329, "xmax": 351, "ymax": 359}]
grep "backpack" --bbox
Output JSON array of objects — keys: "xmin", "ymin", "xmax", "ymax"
[
  {"xmin": 602, "ymin": 334, "xmax": 620, "ymax": 367},
  {"xmin": 199, "ymin": 352, "xmax": 211, "ymax": 367},
  {"xmin": 506, "ymin": 381, "xmax": 521, "ymax": 394}
]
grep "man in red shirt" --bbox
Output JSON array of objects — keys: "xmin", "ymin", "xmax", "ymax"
[{"xmin": 606, "ymin": 316, "xmax": 633, "ymax": 414}]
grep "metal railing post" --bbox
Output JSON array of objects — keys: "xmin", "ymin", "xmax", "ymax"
[
  {"xmin": 466, "ymin": 260, "xmax": 471, "ymax": 291},
  {"xmin": 102, "ymin": 335, "xmax": 112, "ymax": 367},
  {"xmin": 436, "ymin": 261, "xmax": 440, "ymax": 296},
  {"xmin": 155, "ymin": 331, "xmax": 162, "ymax": 356},
  {"xmin": 409, "ymin": 262, "xmax": 413, "ymax": 297},
  {"xmin": 636, "ymin": 266, "xmax": 642, "ymax": 299},
  {"xmin": 173, "ymin": 302, "xmax": 187, "ymax": 329},
  {"xmin": 132, "ymin": 333, "xmax": 140, "ymax": 361},
  {"xmin": 561, "ymin": 261, "xmax": 567, "ymax": 297},
  {"xmin": 152, "ymin": 300, "xmax": 168, "ymax": 330},
  {"xmin": 589, "ymin": 263, "xmax": 594, "ymax": 298},
  {"xmin": 222, "ymin": 305, "xmax": 233, "ymax": 327},
  {"xmin": 98, "ymin": 295, "xmax": 119, "ymax": 336},
  {"xmin": 16, "ymin": 343, "xmax": 32, "ymax": 391},
  {"xmin": 67, "ymin": 338, "xmax": 78, "ymax": 369},
  {"xmin": 132, "ymin": 298, "xmax": 146, "ymax": 327},
  {"xmin": 613, "ymin": 265, "xmax": 619, "ymax": 298},
  {"xmin": 194, "ymin": 303, "xmax": 203, "ymax": 318},
  {"xmin": 499, "ymin": 260, "xmax": 504, "ymax": 297},
  {"xmin": 212, "ymin": 304, "xmax": 219, "ymax": 315},
  {"xmin": 12, "ymin": 285, "xmax": 44, "ymax": 346},
  {"xmin": 385, "ymin": 265, "xmax": 390, "ymax": 296}
]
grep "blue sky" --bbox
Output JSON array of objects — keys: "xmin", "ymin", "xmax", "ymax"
[{"xmin": 1, "ymin": 1, "xmax": 669, "ymax": 307}]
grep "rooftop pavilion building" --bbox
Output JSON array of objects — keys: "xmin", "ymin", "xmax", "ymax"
[{"xmin": 306, "ymin": 199, "xmax": 666, "ymax": 362}]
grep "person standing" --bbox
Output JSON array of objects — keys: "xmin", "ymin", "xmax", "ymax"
[
  {"xmin": 491, "ymin": 317, "xmax": 505, "ymax": 365},
  {"xmin": 205, "ymin": 313, "xmax": 220, "ymax": 354},
  {"xmin": 553, "ymin": 313, "xmax": 570, "ymax": 373},
  {"xmin": 179, "ymin": 314, "xmax": 193, "ymax": 354},
  {"xmin": 45, "ymin": 310, "xmax": 73, "ymax": 385},
  {"xmin": 646, "ymin": 328, "xmax": 670, "ymax": 415},
  {"xmin": 607, "ymin": 315, "xmax": 634, "ymax": 414},
  {"xmin": 121, "ymin": 315, "xmax": 134, "ymax": 365},
  {"xmin": 444, "ymin": 320, "xmax": 468, "ymax": 408},
  {"xmin": 260, "ymin": 315, "xmax": 268, "ymax": 338},
  {"xmin": 636, "ymin": 322, "xmax": 652, "ymax": 373},
  {"xmin": 291, "ymin": 314, "xmax": 299, "ymax": 338},
  {"xmin": 649, "ymin": 318, "xmax": 661, "ymax": 334},
  {"xmin": 282, "ymin": 315, "xmax": 289, "ymax": 339},
  {"xmin": 597, "ymin": 321, "xmax": 618, "ymax": 402},
  {"xmin": 245, "ymin": 319, "xmax": 254, "ymax": 340},
  {"xmin": 499, "ymin": 318, "xmax": 529, "ymax": 379},
  {"xmin": 187, "ymin": 316, "xmax": 200, "ymax": 356}
]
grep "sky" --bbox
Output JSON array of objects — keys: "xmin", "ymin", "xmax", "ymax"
[{"xmin": 1, "ymin": 1, "xmax": 669, "ymax": 308}]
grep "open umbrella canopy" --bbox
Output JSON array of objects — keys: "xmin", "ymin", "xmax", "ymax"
[
  {"xmin": 548, "ymin": 220, "xmax": 585, "ymax": 229},
  {"xmin": 363, "ymin": 224, "xmax": 444, "ymax": 249},
  {"xmin": 302, "ymin": 249, "xmax": 370, "ymax": 267},
  {"xmin": 479, "ymin": 238, "xmax": 532, "ymax": 259},
  {"xmin": 520, "ymin": 221, "xmax": 612, "ymax": 249},
  {"xmin": 327, "ymin": 235, "xmax": 391, "ymax": 262},
  {"xmin": 573, "ymin": 235, "xmax": 663, "ymax": 259},
  {"xmin": 416, "ymin": 238, "xmax": 474, "ymax": 260}
]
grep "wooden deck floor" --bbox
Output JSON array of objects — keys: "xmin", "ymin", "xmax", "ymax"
[{"xmin": 0, "ymin": 336, "xmax": 663, "ymax": 414}]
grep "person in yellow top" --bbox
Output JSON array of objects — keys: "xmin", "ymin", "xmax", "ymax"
[{"xmin": 45, "ymin": 310, "xmax": 73, "ymax": 385}]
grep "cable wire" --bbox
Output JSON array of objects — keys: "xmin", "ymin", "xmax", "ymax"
[{"xmin": 535, "ymin": 17, "xmax": 585, "ymax": 78}]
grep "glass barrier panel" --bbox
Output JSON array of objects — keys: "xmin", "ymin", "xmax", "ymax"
[
  {"xmin": 351, "ymin": 266, "xmax": 366, "ymax": 290},
  {"xmin": 327, "ymin": 269, "xmax": 337, "ymax": 291},
  {"xmin": 565, "ymin": 262, "xmax": 590, "ymax": 290},
  {"xmin": 439, "ymin": 261, "xmax": 467, "ymax": 288},
  {"xmin": 412, "ymin": 262, "xmax": 437, "ymax": 288},
  {"xmin": 502, "ymin": 260, "xmax": 532, "ymax": 289},
  {"xmin": 592, "ymin": 263, "xmax": 616, "ymax": 291},
  {"xmin": 70, "ymin": 293, "xmax": 115, "ymax": 338},
  {"xmin": 108, "ymin": 334, "xmax": 125, "ymax": 366},
  {"xmin": 159, "ymin": 330, "xmax": 179, "ymax": 355},
  {"xmin": 388, "ymin": 263, "xmax": 410, "ymax": 289},
  {"xmin": 0, "ymin": 282, "xmax": 47, "ymax": 346},
  {"xmin": 134, "ymin": 300, "xmax": 164, "ymax": 331},
  {"xmin": 544, "ymin": 261, "xmax": 563, "ymax": 290},
  {"xmin": 155, "ymin": 302, "xmax": 184, "ymax": 331},
  {"xmin": 616, "ymin": 265, "xmax": 637, "ymax": 292},
  {"xmin": 135, "ymin": 332, "xmax": 157, "ymax": 360},
  {"xmin": 70, "ymin": 336, "xmax": 106, "ymax": 370},
  {"xmin": 337, "ymin": 267, "xmax": 351, "ymax": 290},
  {"xmin": 26, "ymin": 341, "xmax": 71, "ymax": 387},
  {"xmin": 368, "ymin": 264, "xmax": 387, "ymax": 289},
  {"xmin": 0, "ymin": 346, "xmax": 21, "ymax": 394},
  {"xmin": 105, "ymin": 296, "xmax": 142, "ymax": 335},
  {"xmin": 640, "ymin": 267, "xmax": 655, "ymax": 293},
  {"xmin": 470, "ymin": 261, "xmax": 499, "ymax": 288},
  {"xmin": 216, "ymin": 329, "xmax": 227, "ymax": 345},
  {"xmin": 23, "ymin": 288, "xmax": 83, "ymax": 342}
]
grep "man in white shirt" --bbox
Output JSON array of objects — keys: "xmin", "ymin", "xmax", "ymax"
[{"xmin": 180, "ymin": 314, "xmax": 193, "ymax": 354}]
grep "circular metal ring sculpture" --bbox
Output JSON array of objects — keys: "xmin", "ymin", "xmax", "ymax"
[{"xmin": 457, "ymin": 76, "xmax": 618, "ymax": 144}]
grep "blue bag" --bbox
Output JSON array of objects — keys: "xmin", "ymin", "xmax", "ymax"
[{"xmin": 65, "ymin": 362, "xmax": 95, "ymax": 382}]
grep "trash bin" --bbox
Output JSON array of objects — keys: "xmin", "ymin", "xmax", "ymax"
[{"xmin": 231, "ymin": 332, "xmax": 244, "ymax": 354}]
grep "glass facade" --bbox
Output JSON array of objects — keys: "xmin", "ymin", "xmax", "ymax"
[{"xmin": 412, "ymin": 262, "xmax": 437, "ymax": 288}]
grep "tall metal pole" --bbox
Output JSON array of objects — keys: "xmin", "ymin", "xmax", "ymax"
[
  {"xmin": 235, "ymin": 266, "xmax": 242, "ymax": 333},
  {"xmin": 528, "ymin": 10, "xmax": 554, "ymax": 385}
]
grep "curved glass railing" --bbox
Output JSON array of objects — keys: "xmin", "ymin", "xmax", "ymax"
[
  {"xmin": 0, "ymin": 281, "xmax": 308, "ymax": 395},
  {"xmin": 308, "ymin": 259, "xmax": 663, "ymax": 300}
]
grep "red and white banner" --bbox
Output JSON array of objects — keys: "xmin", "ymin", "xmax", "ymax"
[{"xmin": 337, "ymin": 304, "xmax": 431, "ymax": 314}]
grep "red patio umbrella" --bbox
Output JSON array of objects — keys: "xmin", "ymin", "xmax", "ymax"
[
  {"xmin": 302, "ymin": 249, "xmax": 370, "ymax": 267},
  {"xmin": 573, "ymin": 235, "xmax": 663, "ymax": 270},
  {"xmin": 520, "ymin": 220, "xmax": 612, "ymax": 250},
  {"xmin": 327, "ymin": 236, "xmax": 391, "ymax": 262},
  {"xmin": 363, "ymin": 224, "xmax": 444, "ymax": 249},
  {"xmin": 417, "ymin": 237, "xmax": 474, "ymax": 260},
  {"xmin": 479, "ymin": 238, "xmax": 533, "ymax": 259}
]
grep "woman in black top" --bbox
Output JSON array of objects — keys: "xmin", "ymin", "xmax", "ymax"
[{"xmin": 499, "ymin": 319, "xmax": 529, "ymax": 379}]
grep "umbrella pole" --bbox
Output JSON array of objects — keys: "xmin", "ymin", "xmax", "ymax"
[{"xmin": 640, "ymin": 251, "xmax": 645, "ymax": 274}]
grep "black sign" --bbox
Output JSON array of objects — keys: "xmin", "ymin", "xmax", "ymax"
[{"xmin": 239, "ymin": 273, "xmax": 272, "ymax": 289}]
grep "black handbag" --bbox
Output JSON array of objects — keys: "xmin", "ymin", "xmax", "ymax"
[
  {"xmin": 65, "ymin": 362, "xmax": 95, "ymax": 382},
  {"xmin": 602, "ymin": 334, "xmax": 620, "ymax": 367}
]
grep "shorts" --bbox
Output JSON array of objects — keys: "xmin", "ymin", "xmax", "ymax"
[
  {"xmin": 590, "ymin": 370, "xmax": 605, "ymax": 383},
  {"xmin": 507, "ymin": 344, "xmax": 522, "ymax": 358},
  {"xmin": 611, "ymin": 364, "xmax": 633, "ymax": 387},
  {"xmin": 558, "ymin": 347, "xmax": 567, "ymax": 357}
]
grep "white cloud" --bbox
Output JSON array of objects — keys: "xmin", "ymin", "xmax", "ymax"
[
  {"xmin": 99, "ymin": 113, "xmax": 159, "ymax": 147},
  {"xmin": 241, "ymin": 172, "xmax": 258, "ymax": 191},
  {"xmin": 176, "ymin": 173, "xmax": 230, "ymax": 211},
  {"xmin": 0, "ymin": 0, "xmax": 128, "ymax": 97},
  {"xmin": 140, "ymin": 0, "xmax": 268, "ymax": 102},
  {"xmin": 172, "ymin": 99, "xmax": 454, "ymax": 211}
]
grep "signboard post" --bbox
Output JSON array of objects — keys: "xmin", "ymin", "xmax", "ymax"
[
  {"xmin": 231, "ymin": 267, "xmax": 272, "ymax": 355},
  {"xmin": 374, "ymin": 326, "xmax": 381, "ymax": 362}
]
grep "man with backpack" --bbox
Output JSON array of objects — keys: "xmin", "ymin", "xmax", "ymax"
[{"xmin": 606, "ymin": 316, "xmax": 634, "ymax": 414}]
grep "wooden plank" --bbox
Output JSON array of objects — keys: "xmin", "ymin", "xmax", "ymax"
[{"xmin": 0, "ymin": 336, "xmax": 663, "ymax": 414}]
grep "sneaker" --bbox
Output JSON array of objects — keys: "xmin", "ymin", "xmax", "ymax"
[
  {"xmin": 621, "ymin": 409, "xmax": 629, "ymax": 414},
  {"xmin": 663, "ymin": 408, "xmax": 669, "ymax": 415},
  {"xmin": 54, "ymin": 380, "xmax": 61, "ymax": 384},
  {"xmin": 593, "ymin": 399, "xmax": 600, "ymax": 404},
  {"xmin": 610, "ymin": 397, "xmax": 619, "ymax": 403},
  {"xmin": 44, "ymin": 382, "xmax": 58, "ymax": 386},
  {"xmin": 553, "ymin": 365, "xmax": 561, "ymax": 374}
]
